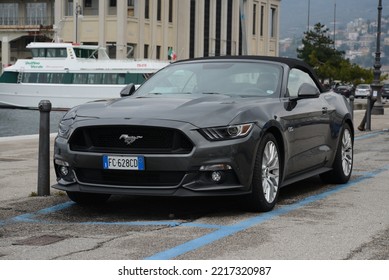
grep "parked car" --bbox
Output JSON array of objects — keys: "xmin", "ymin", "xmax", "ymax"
[
  {"xmin": 354, "ymin": 84, "xmax": 371, "ymax": 98},
  {"xmin": 380, "ymin": 83, "xmax": 389, "ymax": 100},
  {"xmin": 333, "ymin": 85, "xmax": 354, "ymax": 98},
  {"xmin": 53, "ymin": 56, "xmax": 354, "ymax": 212}
]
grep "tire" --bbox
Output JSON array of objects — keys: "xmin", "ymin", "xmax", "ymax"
[
  {"xmin": 245, "ymin": 133, "xmax": 281, "ymax": 212},
  {"xmin": 320, "ymin": 123, "xmax": 353, "ymax": 184},
  {"xmin": 66, "ymin": 191, "xmax": 111, "ymax": 205}
]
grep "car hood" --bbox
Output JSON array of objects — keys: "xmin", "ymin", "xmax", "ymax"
[{"xmin": 74, "ymin": 94, "xmax": 271, "ymax": 128}]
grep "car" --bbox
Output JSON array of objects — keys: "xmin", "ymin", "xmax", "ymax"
[
  {"xmin": 53, "ymin": 56, "xmax": 354, "ymax": 212},
  {"xmin": 380, "ymin": 83, "xmax": 389, "ymax": 100},
  {"xmin": 333, "ymin": 84, "xmax": 354, "ymax": 98},
  {"xmin": 354, "ymin": 84, "xmax": 371, "ymax": 98}
]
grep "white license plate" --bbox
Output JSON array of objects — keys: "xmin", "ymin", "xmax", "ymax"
[{"xmin": 103, "ymin": 155, "xmax": 145, "ymax": 170}]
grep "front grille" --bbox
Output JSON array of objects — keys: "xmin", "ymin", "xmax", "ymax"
[
  {"xmin": 75, "ymin": 168, "xmax": 185, "ymax": 187},
  {"xmin": 69, "ymin": 125, "xmax": 194, "ymax": 154}
]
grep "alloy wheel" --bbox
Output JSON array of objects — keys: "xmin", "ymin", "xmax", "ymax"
[{"xmin": 262, "ymin": 141, "xmax": 280, "ymax": 204}]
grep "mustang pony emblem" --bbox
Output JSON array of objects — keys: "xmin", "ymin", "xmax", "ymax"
[{"xmin": 119, "ymin": 134, "xmax": 143, "ymax": 145}]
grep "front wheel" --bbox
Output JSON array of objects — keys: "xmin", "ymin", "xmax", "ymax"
[
  {"xmin": 320, "ymin": 123, "xmax": 353, "ymax": 184},
  {"xmin": 245, "ymin": 133, "xmax": 281, "ymax": 212}
]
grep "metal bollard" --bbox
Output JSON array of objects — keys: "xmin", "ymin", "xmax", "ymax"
[{"xmin": 37, "ymin": 100, "xmax": 52, "ymax": 196}]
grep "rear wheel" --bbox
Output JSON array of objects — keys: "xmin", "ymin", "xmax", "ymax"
[
  {"xmin": 66, "ymin": 191, "xmax": 111, "ymax": 205},
  {"xmin": 245, "ymin": 133, "xmax": 281, "ymax": 212},
  {"xmin": 320, "ymin": 123, "xmax": 353, "ymax": 183}
]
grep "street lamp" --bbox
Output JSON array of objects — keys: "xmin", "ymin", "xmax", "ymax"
[
  {"xmin": 75, "ymin": 3, "xmax": 82, "ymax": 43},
  {"xmin": 371, "ymin": 0, "xmax": 384, "ymax": 115}
]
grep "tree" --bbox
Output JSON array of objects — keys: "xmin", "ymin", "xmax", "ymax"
[
  {"xmin": 297, "ymin": 22, "xmax": 375, "ymax": 85},
  {"xmin": 297, "ymin": 23, "xmax": 344, "ymax": 83}
]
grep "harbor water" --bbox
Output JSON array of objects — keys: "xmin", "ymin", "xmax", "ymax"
[{"xmin": 0, "ymin": 108, "xmax": 66, "ymax": 137}]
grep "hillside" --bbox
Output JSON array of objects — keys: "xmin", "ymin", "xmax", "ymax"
[{"xmin": 280, "ymin": 0, "xmax": 389, "ymax": 38}]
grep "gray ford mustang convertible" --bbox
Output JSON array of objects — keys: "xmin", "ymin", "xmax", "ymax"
[{"xmin": 53, "ymin": 56, "xmax": 354, "ymax": 212}]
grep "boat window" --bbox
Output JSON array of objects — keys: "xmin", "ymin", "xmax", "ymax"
[
  {"xmin": 51, "ymin": 73, "xmax": 65, "ymax": 83},
  {"xmin": 29, "ymin": 48, "xmax": 67, "ymax": 58},
  {"xmin": 38, "ymin": 73, "xmax": 49, "ymax": 83},
  {"xmin": 118, "ymin": 73, "xmax": 126, "ymax": 84},
  {"xmin": 73, "ymin": 73, "xmax": 88, "ymax": 83},
  {"xmin": 103, "ymin": 73, "xmax": 118, "ymax": 84},
  {"xmin": 22, "ymin": 73, "xmax": 38, "ymax": 83},
  {"xmin": 46, "ymin": 49, "xmax": 56, "ymax": 57},
  {"xmin": 88, "ymin": 73, "xmax": 103, "ymax": 84},
  {"xmin": 0, "ymin": 72, "xmax": 18, "ymax": 83},
  {"xmin": 74, "ymin": 48, "xmax": 98, "ymax": 59},
  {"xmin": 38, "ymin": 49, "xmax": 46, "ymax": 57}
]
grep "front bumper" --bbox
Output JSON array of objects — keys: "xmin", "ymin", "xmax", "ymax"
[{"xmin": 53, "ymin": 119, "xmax": 261, "ymax": 197}]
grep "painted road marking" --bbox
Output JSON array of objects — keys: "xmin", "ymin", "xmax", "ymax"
[{"xmin": 145, "ymin": 166, "xmax": 389, "ymax": 260}]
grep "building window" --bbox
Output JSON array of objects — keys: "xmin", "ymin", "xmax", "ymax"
[
  {"xmin": 189, "ymin": 0, "xmax": 195, "ymax": 58},
  {"xmin": 260, "ymin": 5, "xmax": 264, "ymax": 37},
  {"xmin": 144, "ymin": 44, "xmax": 149, "ymax": 58},
  {"xmin": 215, "ymin": 0, "xmax": 222, "ymax": 56},
  {"xmin": 156, "ymin": 46, "xmax": 161, "ymax": 59},
  {"xmin": 110, "ymin": 0, "xmax": 116, "ymax": 7},
  {"xmin": 270, "ymin": 7, "xmax": 277, "ymax": 38},
  {"xmin": 85, "ymin": 0, "xmax": 92, "ymax": 7},
  {"xmin": 227, "ymin": 0, "xmax": 233, "ymax": 55},
  {"xmin": 157, "ymin": 0, "xmax": 162, "ymax": 21},
  {"xmin": 168, "ymin": 0, "xmax": 173, "ymax": 23},
  {"xmin": 128, "ymin": 0, "xmax": 135, "ymax": 6},
  {"xmin": 145, "ymin": 0, "xmax": 149, "ymax": 19},
  {"xmin": 253, "ymin": 4, "xmax": 257, "ymax": 35},
  {"xmin": 203, "ymin": 0, "xmax": 210, "ymax": 56}
]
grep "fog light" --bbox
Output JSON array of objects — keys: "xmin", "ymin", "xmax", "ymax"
[
  {"xmin": 211, "ymin": 171, "xmax": 223, "ymax": 183},
  {"xmin": 59, "ymin": 166, "xmax": 69, "ymax": 176}
]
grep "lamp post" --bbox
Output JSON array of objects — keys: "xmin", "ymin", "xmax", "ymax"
[
  {"xmin": 307, "ymin": 0, "xmax": 310, "ymax": 31},
  {"xmin": 333, "ymin": 0, "xmax": 336, "ymax": 48},
  {"xmin": 371, "ymin": 0, "xmax": 384, "ymax": 115},
  {"xmin": 75, "ymin": 3, "xmax": 82, "ymax": 43}
]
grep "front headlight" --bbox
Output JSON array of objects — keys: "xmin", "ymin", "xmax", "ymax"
[
  {"xmin": 199, "ymin": 123, "xmax": 253, "ymax": 141},
  {"xmin": 58, "ymin": 107, "xmax": 78, "ymax": 138}
]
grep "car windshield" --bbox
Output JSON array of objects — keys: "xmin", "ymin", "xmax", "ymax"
[
  {"xmin": 357, "ymin": 84, "xmax": 369, "ymax": 89},
  {"xmin": 135, "ymin": 61, "xmax": 282, "ymax": 98}
]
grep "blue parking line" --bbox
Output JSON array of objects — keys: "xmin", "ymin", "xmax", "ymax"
[
  {"xmin": 145, "ymin": 165, "xmax": 389, "ymax": 260},
  {"xmin": 4, "ymin": 201, "xmax": 75, "ymax": 224},
  {"xmin": 36, "ymin": 201, "xmax": 75, "ymax": 215},
  {"xmin": 355, "ymin": 131, "xmax": 385, "ymax": 140}
]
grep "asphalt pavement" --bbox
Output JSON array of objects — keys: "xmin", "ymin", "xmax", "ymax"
[{"xmin": 0, "ymin": 105, "xmax": 388, "ymax": 261}]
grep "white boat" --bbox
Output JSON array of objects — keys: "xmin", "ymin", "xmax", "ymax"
[{"xmin": 0, "ymin": 42, "xmax": 169, "ymax": 110}]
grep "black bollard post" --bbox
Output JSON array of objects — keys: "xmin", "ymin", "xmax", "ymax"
[{"xmin": 37, "ymin": 100, "xmax": 52, "ymax": 196}]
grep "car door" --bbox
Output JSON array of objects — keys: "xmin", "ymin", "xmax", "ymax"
[{"xmin": 281, "ymin": 68, "xmax": 333, "ymax": 177}]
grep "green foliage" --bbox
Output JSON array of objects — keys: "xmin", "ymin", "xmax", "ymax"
[{"xmin": 297, "ymin": 22, "xmax": 374, "ymax": 85}]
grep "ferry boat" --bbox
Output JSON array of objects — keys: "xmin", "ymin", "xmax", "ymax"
[{"xmin": 0, "ymin": 42, "xmax": 169, "ymax": 110}]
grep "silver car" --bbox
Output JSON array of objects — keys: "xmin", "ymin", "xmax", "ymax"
[{"xmin": 355, "ymin": 84, "xmax": 371, "ymax": 98}]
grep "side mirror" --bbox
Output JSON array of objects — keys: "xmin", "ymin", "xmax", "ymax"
[
  {"xmin": 297, "ymin": 83, "xmax": 320, "ymax": 98},
  {"xmin": 120, "ymin": 83, "xmax": 136, "ymax": 97}
]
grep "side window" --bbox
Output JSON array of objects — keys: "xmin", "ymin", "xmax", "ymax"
[{"xmin": 287, "ymin": 68, "xmax": 318, "ymax": 97}]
